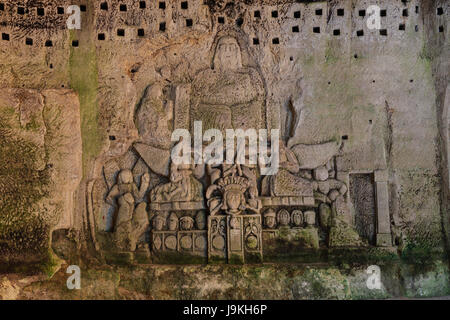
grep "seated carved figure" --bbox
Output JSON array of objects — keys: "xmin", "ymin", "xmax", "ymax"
[
  {"xmin": 105, "ymin": 169, "xmax": 150, "ymax": 251},
  {"xmin": 262, "ymin": 141, "xmax": 314, "ymax": 197},
  {"xmin": 190, "ymin": 35, "xmax": 265, "ymax": 132},
  {"xmin": 150, "ymin": 160, "xmax": 203, "ymax": 203}
]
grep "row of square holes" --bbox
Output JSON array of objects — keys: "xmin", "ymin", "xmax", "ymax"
[
  {"xmin": 98, "ymin": 20, "xmax": 193, "ymax": 38},
  {"xmin": 219, "ymin": 6, "xmax": 447, "ymax": 22},
  {"xmin": 0, "ymin": 34, "xmax": 62, "ymax": 46},
  {"xmin": 0, "ymin": 4, "xmax": 445, "ymax": 16},
  {"xmin": 286, "ymin": 23, "xmax": 445, "ymax": 37},
  {"xmin": 0, "ymin": 4, "xmax": 87, "ymax": 15},
  {"xmin": 1, "ymin": 21, "xmax": 444, "ymax": 45},
  {"xmin": 253, "ymin": 25, "xmax": 446, "ymax": 44},
  {"xmin": 0, "ymin": 1, "xmax": 189, "ymax": 14}
]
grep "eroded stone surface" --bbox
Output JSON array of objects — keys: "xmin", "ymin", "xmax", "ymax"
[{"xmin": 0, "ymin": 0, "xmax": 448, "ymax": 299}]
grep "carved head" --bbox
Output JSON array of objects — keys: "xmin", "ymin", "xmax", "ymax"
[
  {"xmin": 180, "ymin": 216, "xmax": 194, "ymax": 231},
  {"xmin": 118, "ymin": 169, "xmax": 133, "ymax": 184},
  {"xmin": 224, "ymin": 190, "xmax": 243, "ymax": 214},
  {"xmin": 168, "ymin": 212, "xmax": 179, "ymax": 231},
  {"xmin": 263, "ymin": 209, "xmax": 276, "ymax": 229},
  {"xmin": 152, "ymin": 214, "xmax": 165, "ymax": 231},
  {"xmin": 195, "ymin": 211, "xmax": 206, "ymax": 230},
  {"xmin": 291, "ymin": 210, "xmax": 303, "ymax": 227},
  {"xmin": 277, "ymin": 209, "xmax": 290, "ymax": 226},
  {"xmin": 213, "ymin": 36, "xmax": 242, "ymax": 72},
  {"xmin": 304, "ymin": 211, "xmax": 316, "ymax": 227}
]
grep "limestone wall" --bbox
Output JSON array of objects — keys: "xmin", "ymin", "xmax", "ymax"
[{"xmin": 0, "ymin": 0, "xmax": 448, "ymax": 266}]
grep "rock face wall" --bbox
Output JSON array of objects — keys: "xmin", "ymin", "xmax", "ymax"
[
  {"xmin": 0, "ymin": 0, "xmax": 448, "ymax": 296},
  {"xmin": 0, "ymin": 89, "xmax": 82, "ymax": 264}
]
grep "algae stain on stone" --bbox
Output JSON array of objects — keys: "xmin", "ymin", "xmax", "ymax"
[{"xmin": 68, "ymin": 30, "xmax": 103, "ymax": 176}]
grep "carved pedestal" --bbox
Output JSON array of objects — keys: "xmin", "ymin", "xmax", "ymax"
[
  {"xmin": 208, "ymin": 215, "xmax": 263, "ymax": 264},
  {"xmin": 151, "ymin": 229, "xmax": 208, "ymax": 263}
]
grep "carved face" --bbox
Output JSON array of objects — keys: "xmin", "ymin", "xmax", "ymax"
[
  {"xmin": 225, "ymin": 190, "xmax": 242, "ymax": 213},
  {"xmin": 277, "ymin": 209, "xmax": 290, "ymax": 226},
  {"xmin": 153, "ymin": 216, "xmax": 164, "ymax": 231},
  {"xmin": 291, "ymin": 210, "xmax": 303, "ymax": 227},
  {"xmin": 214, "ymin": 37, "xmax": 242, "ymax": 71},
  {"xmin": 168, "ymin": 213, "xmax": 179, "ymax": 231},
  {"xmin": 264, "ymin": 216, "xmax": 276, "ymax": 229},
  {"xmin": 180, "ymin": 217, "xmax": 194, "ymax": 230}
]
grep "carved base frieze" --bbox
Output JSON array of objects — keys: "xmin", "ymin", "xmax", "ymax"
[{"xmin": 208, "ymin": 215, "xmax": 263, "ymax": 264}]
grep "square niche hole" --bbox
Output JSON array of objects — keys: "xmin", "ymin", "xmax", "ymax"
[
  {"xmin": 337, "ymin": 8, "xmax": 344, "ymax": 16},
  {"xmin": 399, "ymin": 24, "xmax": 405, "ymax": 31},
  {"xmin": 294, "ymin": 11, "xmax": 300, "ymax": 18},
  {"xmin": 2, "ymin": 33, "xmax": 9, "ymax": 40},
  {"xmin": 138, "ymin": 28, "xmax": 145, "ymax": 36},
  {"xmin": 402, "ymin": 9, "xmax": 408, "ymax": 17},
  {"xmin": 37, "ymin": 8, "xmax": 44, "ymax": 16},
  {"xmin": 253, "ymin": 38, "xmax": 259, "ymax": 45},
  {"xmin": 140, "ymin": 1, "xmax": 146, "ymax": 9},
  {"xmin": 439, "ymin": 25, "xmax": 444, "ymax": 32},
  {"xmin": 218, "ymin": 16, "xmax": 225, "ymax": 24},
  {"xmin": 57, "ymin": 7, "xmax": 64, "ymax": 14},
  {"xmin": 380, "ymin": 29, "xmax": 387, "ymax": 36},
  {"xmin": 120, "ymin": 4, "xmax": 127, "ymax": 11},
  {"xmin": 117, "ymin": 29, "xmax": 125, "ymax": 36},
  {"xmin": 254, "ymin": 10, "xmax": 260, "ymax": 18},
  {"xmin": 315, "ymin": 9, "xmax": 323, "ymax": 16},
  {"xmin": 333, "ymin": 29, "xmax": 340, "ymax": 36},
  {"xmin": 437, "ymin": 8, "xmax": 443, "ymax": 15},
  {"xmin": 0, "ymin": 3, "xmax": 4, "ymax": 11},
  {"xmin": 356, "ymin": 30, "xmax": 364, "ymax": 37},
  {"xmin": 80, "ymin": 5, "xmax": 86, "ymax": 12},
  {"xmin": 359, "ymin": 9, "xmax": 365, "ymax": 17},
  {"xmin": 100, "ymin": 2, "xmax": 108, "ymax": 10},
  {"xmin": 313, "ymin": 27, "xmax": 320, "ymax": 33},
  {"xmin": 186, "ymin": 19, "xmax": 193, "ymax": 27},
  {"xmin": 292, "ymin": 25, "xmax": 299, "ymax": 33},
  {"xmin": 380, "ymin": 9, "xmax": 386, "ymax": 17},
  {"xmin": 159, "ymin": 2, "xmax": 166, "ymax": 10},
  {"xmin": 159, "ymin": 22, "xmax": 166, "ymax": 31},
  {"xmin": 45, "ymin": 40, "xmax": 53, "ymax": 47},
  {"xmin": 272, "ymin": 37, "xmax": 279, "ymax": 44},
  {"xmin": 271, "ymin": 10, "xmax": 278, "ymax": 18},
  {"xmin": 98, "ymin": 33, "xmax": 105, "ymax": 40},
  {"xmin": 72, "ymin": 40, "xmax": 79, "ymax": 47},
  {"xmin": 17, "ymin": 6, "xmax": 25, "ymax": 14},
  {"xmin": 25, "ymin": 38, "xmax": 33, "ymax": 45},
  {"xmin": 181, "ymin": 1, "xmax": 188, "ymax": 10}
]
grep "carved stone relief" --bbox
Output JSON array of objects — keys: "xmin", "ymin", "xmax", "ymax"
[{"xmin": 93, "ymin": 33, "xmax": 387, "ymax": 264}]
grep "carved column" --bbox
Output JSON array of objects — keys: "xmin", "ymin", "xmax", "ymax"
[{"xmin": 374, "ymin": 170, "xmax": 392, "ymax": 246}]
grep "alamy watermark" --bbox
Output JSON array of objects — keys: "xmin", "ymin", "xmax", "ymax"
[
  {"xmin": 366, "ymin": 265, "xmax": 382, "ymax": 290},
  {"xmin": 66, "ymin": 5, "xmax": 81, "ymax": 30},
  {"xmin": 366, "ymin": 5, "xmax": 382, "ymax": 30},
  {"xmin": 66, "ymin": 265, "xmax": 81, "ymax": 290}
]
